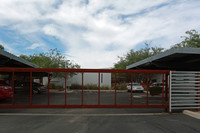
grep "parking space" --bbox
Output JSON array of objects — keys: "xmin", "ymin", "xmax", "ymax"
[
  {"xmin": 0, "ymin": 90, "xmax": 163, "ymax": 105},
  {"xmin": 0, "ymin": 109, "xmax": 199, "ymax": 133}
]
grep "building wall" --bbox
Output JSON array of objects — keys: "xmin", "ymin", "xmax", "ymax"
[{"xmin": 43, "ymin": 72, "xmax": 111, "ymax": 88}]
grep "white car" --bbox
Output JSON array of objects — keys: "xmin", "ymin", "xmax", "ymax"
[{"xmin": 127, "ymin": 83, "xmax": 144, "ymax": 92}]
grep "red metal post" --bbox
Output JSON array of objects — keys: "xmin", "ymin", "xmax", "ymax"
[
  {"xmin": 30, "ymin": 72, "xmax": 32, "ymax": 105},
  {"xmin": 198, "ymin": 74, "xmax": 200, "ymax": 111},
  {"xmin": 165, "ymin": 73, "xmax": 168, "ymax": 103},
  {"xmin": 65, "ymin": 72, "xmax": 67, "ymax": 105},
  {"xmin": 131, "ymin": 73, "xmax": 133, "ymax": 105},
  {"xmin": 115, "ymin": 72, "xmax": 117, "ymax": 105},
  {"xmin": 82, "ymin": 72, "xmax": 83, "ymax": 105},
  {"xmin": 48, "ymin": 72, "xmax": 49, "ymax": 105},
  {"xmin": 98, "ymin": 72, "xmax": 100, "ymax": 105},
  {"xmin": 12, "ymin": 72, "xmax": 14, "ymax": 105},
  {"xmin": 162, "ymin": 73, "xmax": 164, "ymax": 105},
  {"xmin": 146, "ymin": 73, "xmax": 149, "ymax": 105}
]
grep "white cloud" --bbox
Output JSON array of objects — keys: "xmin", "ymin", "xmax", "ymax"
[
  {"xmin": 26, "ymin": 43, "xmax": 46, "ymax": 50},
  {"xmin": 0, "ymin": 0, "xmax": 200, "ymax": 68}
]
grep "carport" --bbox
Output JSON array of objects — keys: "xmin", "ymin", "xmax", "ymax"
[{"xmin": 126, "ymin": 47, "xmax": 200, "ymax": 112}]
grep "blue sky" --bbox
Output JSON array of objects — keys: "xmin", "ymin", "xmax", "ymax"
[{"xmin": 0, "ymin": 0, "xmax": 200, "ymax": 68}]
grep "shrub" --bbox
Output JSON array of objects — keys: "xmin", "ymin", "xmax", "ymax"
[
  {"xmin": 100, "ymin": 85, "xmax": 111, "ymax": 90},
  {"xmin": 70, "ymin": 84, "xmax": 82, "ymax": 90},
  {"xmin": 84, "ymin": 84, "xmax": 98, "ymax": 90},
  {"xmin": 149, "ymin": 86, "xmax": 162, "ymax": 96},
  {"xmin": 112, "ymin": 83, "xmax": 127, "ymax": 90},
  {"xmin": 49, "ymin": 83, "xmax": 56, "ymax": 89}
]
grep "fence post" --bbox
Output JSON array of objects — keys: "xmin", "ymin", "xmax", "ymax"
[
  {"xmin": 98, "ymin": 72, "xmax": 100, "ymax": 105},
  {"xmin": 65, "ymin": 72, "xmax": 67, "ymax": 105},
  {"xmin": 131, "ymin": 73, "xmax": 133, "ymax": 105},
  {"xmin": 146, "ymin": 73, "xmax": 149, "ymax": 105},
  {"xmin": 30, "ymin": 72, "xmax": 32, "ymax": 105},
  {"xmin": 115, "ymin": 72, "xmax": 117, "ymax": 105},
  {"xmin": 12, "ymin": 71, "xmax": 14, "ymax": 105}
]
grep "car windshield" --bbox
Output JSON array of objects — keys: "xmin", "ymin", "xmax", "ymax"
[
  {"xmin": 0, "ymin": 80, "xmax": 8, "ymax": 86},
  {"xmin": 133, "ymin": 83, "xmax": 140, "ymax": 86}
]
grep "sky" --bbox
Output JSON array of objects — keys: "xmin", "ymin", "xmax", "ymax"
[{"xmin": 0, "ymin": 0, "xmax": 200, "ymax": 68}]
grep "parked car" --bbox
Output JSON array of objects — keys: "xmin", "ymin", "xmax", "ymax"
[
  {"xmin": 32, "ymin": 82, "xmax": 46, "ymax": 94},
  {"xmin": 0, "ymin": 80, "xmax": 13, "ymax": 100},
  {"xmin": 127, "ymin": 83, "xmax": 144, "ymax": 92},
  {"xmin": 15, "ymin": 81, "xmax": 46, "ymax": 94}
]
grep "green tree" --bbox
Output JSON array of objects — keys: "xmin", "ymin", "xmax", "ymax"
[
  {"xmin": 20, "ymin": 49, "xmax": 80, "ymax": 78},
  {"xmin": 114, "ymin": 43, "xmax": 164, "ymax": 69},
  {"xmin": 0, "ymin": 44, "xmax": 4, "ymax": 50},
  {"xmin": 20, "ymin": 48, "xmax": 80, "ymax": 69},
  {"xmin": 173, "ymin": 29, "xmax": 200, "ymax": 48}
]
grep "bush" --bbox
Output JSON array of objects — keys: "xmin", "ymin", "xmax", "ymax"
[
  {"xmin": 70, "ymin": 84, "xmax": 82, "ymax": 90},
  {"xmin": 149, "ymin": 86, "xmax": 162, "ymax": 96},
  {"xmin": 100, "ymin": 85, "xmax": 111, "ymax": 90},
  {"xmin": 49, "ymin": 83, "xmax": 56, "ymax": 89},
  {"xmin": 84, "ymin": 84, "xmax": 98, "ymax": 90},
  {"xmin": 112, "ymin": 83, "xmax": 127, "ymax": 90}
]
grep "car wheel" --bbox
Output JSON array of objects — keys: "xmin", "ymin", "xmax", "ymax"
[{"xmin": 32, "ymin": 89, "xmax": 39, "ymax": 94}]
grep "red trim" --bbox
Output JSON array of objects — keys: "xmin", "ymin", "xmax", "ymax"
[
  {"xmin": 12, "ymin": 72, "xmax": 14, "ymax": 105},
  {"xmin": 48, "ymin": 72, "xmax": 49, "ymax": 105},
  {"xmin": 0, "ymin": 104, "xmax": 168, "ymax": 109},
  {"xmin": 0, "ymin": 68, "xmax": 169, "ymax": 110},
  {"xmin": 30, "ymin": 72, "xmax": 32, "ymax": 105},
  {"xmin": 146, "ymin": 73, "xmax": 149, "ymax": 105},
  {"xmin": 115, "ymin": 72, "xmax": 116, "ymax": 105},
  {"xmin": 82, "ymin": 72, "xmax": 83, "ymax": 105},
  {"xmin": 0, "ymin": 68, "xmax": 170, "ymax": 73},
  {"xmin": 131, "ymin": 73, "xmax": 133, "ymax": 105},
  {"xmin": 98, "ymin": 72, "xmax": 100, "ymax": 105},
  {"xmin": 162, "ymin": 74, "xmax": 164, "ymax": 105},
  {"xmin": 65, "ymin": 72, "xmax": 67, "ymax": 105}
]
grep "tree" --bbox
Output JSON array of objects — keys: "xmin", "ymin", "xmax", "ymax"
[
  {"xmin": 20, "ymin": 48, "xmax": 80, "ymax": 69},
  {"xmin": 0, "ymin": 44, "xmax": 4, "ymax": 50},
  {"xmin": 113, "ymin": 43, "xmax": 164, "ymax": 83},
  {"xmin": 114, "ymin": 43, "xmax": 164, "ymax": 69},
  {"xmin": 173, "ymin": 29, "xmax": 200, "ymax": 48},
  {"xmin": 20, "ymin": 48, "xmax": 80, "ymax": 78}
]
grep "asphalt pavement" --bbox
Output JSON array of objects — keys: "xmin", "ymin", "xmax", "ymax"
[{"xmin": 0, "ymin": 109, "xmax": 200, "ymax": 133}]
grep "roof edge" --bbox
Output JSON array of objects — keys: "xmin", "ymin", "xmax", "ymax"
[
  {"xmin": 126, "ymin": 47, "xmax": 200, "ymax": 69},
  {"xmin": 0, "ymin": 49, "xmax": 39, "ymax": 68}
]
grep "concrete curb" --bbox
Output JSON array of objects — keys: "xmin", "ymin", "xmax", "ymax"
[{"xmin": 183, "ymin": 110, "xmax": 200, "ymax": 119}]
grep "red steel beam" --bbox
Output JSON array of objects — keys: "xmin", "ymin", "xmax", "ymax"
[
  {"xmin": 0, "ymin": 104, "xmax": 168, "ymax": 109},
  {"xmin": 0, "ymin": 67, "xmax": 170, "ymax": 74},
  {"xmin": 48, "ymin": 72, "xmax": 49, "ymax": 105},
  {"xmin": 146, "ymin": 73, "xmax": 149, "ymax": 105},
  {"xmin": 115, "ymin": 72, "xmax": 116, "ymax": 105},
  {"xmin": 98, "ymin": 72, "xmax": 100, "ymax": 105},
  {"xmin": 65, "ymin": 72, "xmax": 67, "ymax": 105},
  {"xmin": 12, "ymin": 72, "xmax": 14, "ymax": 105},
  {"xmin": 82, "ymin": 72, "xmax": 84, "ymax": 105},
  {"xmin": 30, "ymin": 72, "xmax": 32, "ymax": 105},
  {"xmin": 131, "ymin": 73, "xmax": 133, "ymax": 105},
  {"xmin": 162, "ymin": 73, "xmax": 164, "ymax": 105}
]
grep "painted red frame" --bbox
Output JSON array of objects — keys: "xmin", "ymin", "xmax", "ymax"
[{"xmin": 0, "ymin": 68, "xmax": 170, "ymax": 109}]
